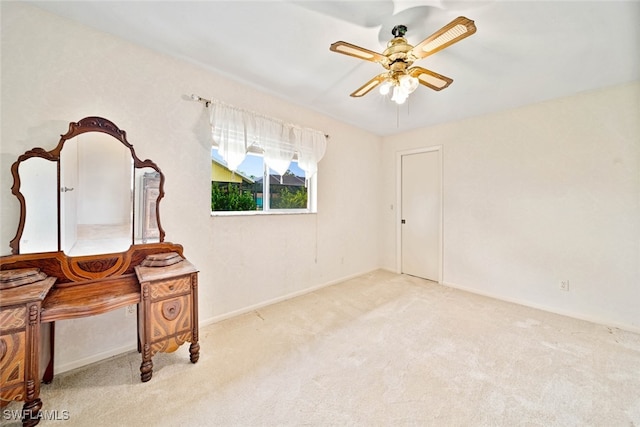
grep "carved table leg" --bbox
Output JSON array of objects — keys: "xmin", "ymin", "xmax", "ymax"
[
  {"xmin": 140, "ymin": 344, "xmax": 153, "ymax": 382},
  {"xmin": 189, "ymin": 341, "xmax": 200, "ymax": 364},
  {"xmin": 140, "ymin": 359, "xmax": 153, "ymax": 382},
  {"xmin": 42, "ymin": 322, "xmax": 55, "ymax": 384},
  {"xmin": 22, "ymin": 398, "xmax": 42, "ymax": 427}
]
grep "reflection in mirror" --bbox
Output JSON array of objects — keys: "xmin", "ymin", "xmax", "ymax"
[
  {"xmin": 62, "ymin": 133, "xmax": 133, "ymax": 256},
  {"xmin": 18, "ymin": 157, "xmax": 58, "ymax": 254},
  {"xmin": 134, "ymin": 168, "xmax": 161, "ymax": 244}
]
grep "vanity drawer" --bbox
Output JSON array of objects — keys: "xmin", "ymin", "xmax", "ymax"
[
  {"xmin": 1, "ymin": 331, "xmax": 26, "ymax": 387},
  {"xmin": 0, "ymin": 306, "xmax": 27, "ymax": 332},
  {"xmin": 149, "ymin": 295, "xmax": 192, "ymax": 343},
  {"xmin": 149, "ymin": 275, "xmax": 192, "ymax": 301},
  {"xmin": 136, "ymin": 260, "xmax": 199, "ymax": 382}
]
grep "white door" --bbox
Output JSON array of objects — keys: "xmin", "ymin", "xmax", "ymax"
[{"xmin": 401, "ymin": 150, "xmax": 441, "ymax": 281}]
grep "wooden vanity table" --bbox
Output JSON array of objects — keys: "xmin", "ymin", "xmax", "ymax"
[
  {"xmin": 0, "ymin": 117, "xmax": 199, "ymax": 426},
  {"xmin": 0, "ymin": 275, "xmax": 55, "ymax": 424},
  {"xmin": 136, "ymin": 257, "xmax": 199, "ymax": 382}
]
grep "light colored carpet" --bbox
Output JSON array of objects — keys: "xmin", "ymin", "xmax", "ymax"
[{"xmin": 5, "ymin": 270, "xmax": 640, "ymax": 426}]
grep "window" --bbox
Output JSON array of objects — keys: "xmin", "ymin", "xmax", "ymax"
[
  {"xmin": 211, "ymin": 149, "xmax": 317, "ymax": 214},
  {"xmin": 207, "ymin": 99, "xmax": 326, "ymax": 215}
]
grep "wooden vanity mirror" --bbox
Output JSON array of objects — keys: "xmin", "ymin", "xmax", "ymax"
[
  {"xmin": 1, "ymin": 117, "xmax": 199, "ymax": 427},
  {"xmin": 9, "ymin": 116, "xmax": 165, "ymax": 256}
]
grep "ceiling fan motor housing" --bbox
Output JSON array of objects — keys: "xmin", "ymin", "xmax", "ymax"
[{"xmin": 383, "ymin": 35, "xmax": 416, "ymax": 72}]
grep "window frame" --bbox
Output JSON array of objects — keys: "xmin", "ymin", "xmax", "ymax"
[{"xmin": 211, "ymin": 149, "xmax": 317, "ymax": 216}]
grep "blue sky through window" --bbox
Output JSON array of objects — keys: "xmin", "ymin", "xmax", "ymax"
[{"xmin": 211, "ymin": 148, "xmax": 305, "ymax": 179}]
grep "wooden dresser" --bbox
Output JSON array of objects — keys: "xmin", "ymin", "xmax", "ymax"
[
  {"xmin": 0, "ymin": 246, "xmax": 199, "ymax": 426},
  {"xmin": 1, "ymin": 277, "xmax": 55, "ymax": 427},
  {"xmin": 136, "ymin": 258, "xmax": 199, "ymax": 382}
]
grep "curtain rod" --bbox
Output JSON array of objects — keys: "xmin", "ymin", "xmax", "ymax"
[
  {"xmin": 190, "ymin": 94, "xmax": 212, "ymax": 107},
  {"xmin": 190, "ymin": 94, "xmax": 329, "ymax": 138}
]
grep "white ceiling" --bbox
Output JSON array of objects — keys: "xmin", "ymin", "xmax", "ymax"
[{"xmin": 28, "ymin": 1, "xmax": 640, "ymax": 136}]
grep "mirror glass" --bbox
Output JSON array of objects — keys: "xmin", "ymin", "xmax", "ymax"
[
  {"xmin": 18, "ymin": 157, "xmax": 58, "ymax": 253},
  {"xmin": 61, "ymin": 133, "xmax": 133, "ymax": 256},
  {"xmin": 134, "ymin": 167, "xmax": 161, "ymax": 244},
  {"xmin": 10, "ymin": 117, "xmax": 165, "ymax": 256}
]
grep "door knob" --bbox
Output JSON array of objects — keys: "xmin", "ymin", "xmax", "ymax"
[{"xmin": 61, "ymin": 186, "xmax": 74, "ymax": 192}]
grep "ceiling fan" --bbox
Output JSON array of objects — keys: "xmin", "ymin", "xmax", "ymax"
[{"xmin": 329, "ymin": 16, "xmax": 476, "ymax": 104}]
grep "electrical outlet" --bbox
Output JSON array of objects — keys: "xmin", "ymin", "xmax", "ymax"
[
  {"xmin": 559, "ymin": 280, "xmax": 570, "ymax": 292},
  {"xmin": 125, "ymin": 304, "xmax": 136, "ymax": 317}
]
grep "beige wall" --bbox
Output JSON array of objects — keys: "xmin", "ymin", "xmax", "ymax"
[
  {"xmin": 381, "ymin": 82, "xmax": 640, "ymax": 330},
  {"xmin": 2, "ymin": 2, "xmax": 638, "ymax": 375},
  {"xmin": 1, "ymin": 2, "xmax": 381, "ymax": 372}
]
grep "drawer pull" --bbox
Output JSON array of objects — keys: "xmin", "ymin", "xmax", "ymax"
[
  {"xmin": 161, "ymin": 300, "xmax": 182, "ymax": 321},
  {"xmin": 169, "ymin": 285, "xmax": 174, "ymax": 291}
]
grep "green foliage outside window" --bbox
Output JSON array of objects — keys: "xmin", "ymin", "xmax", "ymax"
[
  {"xmin": 211, "ymin": 183, "xmax": 257, "ymax": 211},
  {"xmin": 271, "ymin": 186, "xmax": 308, "ymax": 209}
]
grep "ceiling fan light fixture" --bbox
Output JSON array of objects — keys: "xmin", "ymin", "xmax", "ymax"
[
  {"xmin": 330, "ymin": 16, "xmax": 476, "ymax": 104},
  {"xmin": 379, "ymin": 79, "xmax": 393, "ymax": 95},
  {"xmin": 391, "ymin": 85, "xmax": 409, "ymax": 104},
  {"xmin": 399, "ymin": 74, "xmax": 419, "ymax": 93}
]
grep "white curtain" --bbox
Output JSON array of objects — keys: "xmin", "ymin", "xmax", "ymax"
[
  {"xmin": 209, "ymin": 104, "xmax": 252, "ymax": 172},
  {"xmin": 294, "ymin": 128, "xmax": 327, "ymax": 179},
  {"xmin": 209, "ymin": 100, "xmax": 327, "ymax": 178},
  {"xmin": 255, "ymin": 116, "xmax": 294, "ymax": 177}
]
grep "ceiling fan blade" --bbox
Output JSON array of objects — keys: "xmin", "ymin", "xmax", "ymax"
[
  {"xmin": 330, "ymin": 41, "xmax": 388, "ymax": 65},
  {"xmin": 350, "ymin": 73, "xmax": 388, "ymax": 97},
  {"xmin": 408, "ymin": 67, "xmax": 453, "ymax": 91},
  {"xmin": 411, "ymin": 16, "xmax": 476, "ymax": 59}
]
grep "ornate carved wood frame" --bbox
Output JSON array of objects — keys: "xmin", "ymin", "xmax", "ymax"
[{"xmin": 8, "ymin": 116, "xmax": 166, "ymax": 255}]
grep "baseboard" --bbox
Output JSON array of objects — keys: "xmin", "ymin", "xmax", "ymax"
[
  {"xmin": 53, "ymin": 270, "xmax": 375, "ymax": 375},
  {"xmin": 442, "ymin": 281, "xmax": 640, "ymax": 334},
  {"xmin": 200, "ymin": 269, "xmax": 377, "ymax": 328},
  {"xmin": 55, "ymin": 343, "xmax": 137, "ymax": 375}
]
